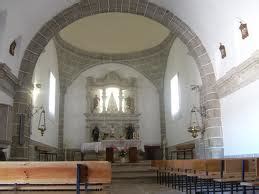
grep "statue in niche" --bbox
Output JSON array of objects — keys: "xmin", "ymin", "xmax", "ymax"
[
  {"xmin": 126, "ymin": 124, "xmax": 135, "ymax": 140},
  {"xmin": 92, "ymin": 125, "xmax": 100, "ymax": 142},
  {"xmin": 92, "ymin": 94, "xmax": 100, "ymax": 112},
  {"xmin": 125, "ymin": 96, "xmax": 135, "ymax": 113},
  {"xmin": 9, "ymin": 40, "xmax": 16, "ymax": 56},
  {"xmin": 107, "ymin": 93, "xmax": 118, "ymax": 113},
  {"xmin": 109, "ymin": 124, "xmax": 116, "ymax": 138}
]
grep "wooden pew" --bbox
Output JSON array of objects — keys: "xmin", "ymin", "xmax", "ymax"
[{"xmin": 0, "ymin": 161, "xmax": 112, "ymax": 194}]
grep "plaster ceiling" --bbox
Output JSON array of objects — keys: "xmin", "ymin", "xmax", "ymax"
[{"xmin": 59, "ymin": 13, "xmax": 170, "ymax": 54}]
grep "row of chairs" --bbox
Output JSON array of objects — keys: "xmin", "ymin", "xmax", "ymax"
[{"xmin": 151, "ymin": 158, "xmax": 259, "ymax": 193}]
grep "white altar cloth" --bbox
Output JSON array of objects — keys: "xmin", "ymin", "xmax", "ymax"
[
  {"xmin": 81, "ymin": 139, "xmax": 144, "ymax": 153},
  {"xmin": 81, "ymin": 142, "xmax": 102, "ymax": 153}
]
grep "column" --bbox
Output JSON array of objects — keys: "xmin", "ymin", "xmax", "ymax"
[
  {"xmin": 102, "ymin": 88, "xmax": 106, "ymax": 113},
  {"xmin": 119, "ymin": 88, "xmax": 123, "ymax": 112}
]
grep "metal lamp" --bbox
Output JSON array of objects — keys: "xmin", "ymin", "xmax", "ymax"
[{"xmin": 188, "ymin": 107, "xmax": 202, "ymax": 138}]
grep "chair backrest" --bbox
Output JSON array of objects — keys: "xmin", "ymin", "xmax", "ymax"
[
  {"xmin": 174, "ymin": 160, "xmax": 184, "ymax": 170},
  {"xmin": 192, "ymin": 160, "xmax": 206, "ymax": 172},
  {"xmin": 206, "ymin": 159, "xmax": 221, "ymax": 172}
]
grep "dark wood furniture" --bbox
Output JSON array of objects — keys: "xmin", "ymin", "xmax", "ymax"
[
  {"xmin": 106, "ymin": 147, "xmax": 114, "ymax": 163},
  {"xmin": 128, "ymin": 147, "xmax": 138, "ymax": 163},
  {"xmin": 144, "ymin": 145, "xmax": 161, "ymax": 160}
]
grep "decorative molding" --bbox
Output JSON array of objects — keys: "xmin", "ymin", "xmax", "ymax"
[
  {"xmin": 54, "ymin": 33, "xmax": 175, "ymax": 90},
  {"xmin": 0, "ymin": 63, "xmax": 19, "ymax": 97},
  {"xmin": 216, "ymin": 50, "xmax": 259, "ymax": 98}
]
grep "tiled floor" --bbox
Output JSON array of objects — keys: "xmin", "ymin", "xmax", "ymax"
[
  {"xmin": 110, "ymin": 182, "xmax": 183, "ymax": 194},
  {"xmin": 0, "ymin": 183, "xmax": 183, "ymax": 194}
]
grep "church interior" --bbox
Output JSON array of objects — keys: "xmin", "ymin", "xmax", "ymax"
[{"xmin": 0, "ymin": 0, "xmax": 259, "ymax": 193}]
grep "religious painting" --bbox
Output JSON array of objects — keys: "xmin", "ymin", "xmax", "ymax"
[{"xmin": 239, "ymin": 22, "xmax": 249, "ymax": 39}]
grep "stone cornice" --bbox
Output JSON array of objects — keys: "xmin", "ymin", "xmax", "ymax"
[
  {"xmin": 0, "ymin": 63, "xmax": 19, "ymax": 97},
  {"xmin": 54, "ymin": 33, "xmax": 175, "ymax": 61},
  {"xmin": 216, "ymin": 50, "xmax": 259, "ymax": 98}
]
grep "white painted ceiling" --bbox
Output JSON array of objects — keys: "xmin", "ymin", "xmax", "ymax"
[
  {"xmin": 59, "ymin": 13, "xmax": 170, "ymax": 54},
  {"xmin": 0, "ymin": 0, "xmax": 259, "ymax": 79}
]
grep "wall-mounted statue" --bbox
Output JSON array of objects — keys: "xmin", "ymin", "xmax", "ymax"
[
  {"xmin": 9, "ymin": 40, "xmax": 16, "ymax": 56},
  {"xmin": 110, "ymin": 124, "xmax": 115, "ymax": 138},
  {"xmin": 125, "ymin": 96, "xmax": 135, "ymax": 113},
  {"xmin": 92, "ymin": 94, "xmax": 100, "ymax": 113},
  {"xmin": 92, "ymin": 125, "xmax": 100, "ymax": 142},
  {"xmin": 126, "ymin": 124, "xmax": 135, "ymax": 140}
]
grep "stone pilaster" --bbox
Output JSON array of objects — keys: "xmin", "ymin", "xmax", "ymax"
[
  {"xmin": 158, "ymin": 87, "xmax": 167, "ymax": 159},
  {"xmin": 0, "ymin": 104, "xmax": 13, "ymax": 148},
  {"xmin": 57, "ymin": 88, "xmax": 66, "ymax": 160},
  {"xmin": 10, "ymin": 86, "xmax": 32, "ymax": 161},
  {"xmin": 200, "ymin": 86, "xmax": 224, "ymax": 159}
]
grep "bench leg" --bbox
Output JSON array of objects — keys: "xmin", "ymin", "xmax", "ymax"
[{"xmin": 77, "ymin": 164, "xmax": 81, "ymax": 194}]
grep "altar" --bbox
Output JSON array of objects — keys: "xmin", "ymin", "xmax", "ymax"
[
  {"xmin": 81, "ymin": 139, "xmax": 143, "ymax": 163},
  {"xmin": 82, "ymin": 72, "xmax": 143, "ymax": 163}
]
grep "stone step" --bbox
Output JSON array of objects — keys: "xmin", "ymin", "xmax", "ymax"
[{"xmin": 111, "ymin": 161, "xmax": 156, "ymax": 183}]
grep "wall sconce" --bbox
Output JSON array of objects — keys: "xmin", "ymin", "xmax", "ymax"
[
  {"xmin": 239, "ymin": 22, "xmax": 249, "ymax": 39},
  {"xmin": 219, "ymin": 43, "xmax": 226, "ymax": 59}
]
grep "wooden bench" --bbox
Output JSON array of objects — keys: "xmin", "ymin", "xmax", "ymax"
[
  {"xmin": 153, "ymin": 158, "xmax": 257, "ymax": 193},
  {"xmin": 0, "ymin": 161, "xmax": 112, "ymax": 194},
  {"xmin": 240, "ymin": 158, "xmax": 259, "ymax": 193}
]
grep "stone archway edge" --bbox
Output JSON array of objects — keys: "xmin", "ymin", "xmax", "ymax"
[{"xmin": 12, "ymin": 0, "xmax": 223, "ymax": 160}]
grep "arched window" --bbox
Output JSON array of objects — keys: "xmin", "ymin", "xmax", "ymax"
[{"xmin": 170, "ymin": 73, "xmax": 180, "ymax": 117}]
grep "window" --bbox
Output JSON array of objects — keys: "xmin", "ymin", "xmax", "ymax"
[
  {"xmin": 49, "ymin": 72, "xmax": 56, "ymax": 115},
  {"xmin": 170, "ymin": 74, "xmax": 180, "ymax": 116}
]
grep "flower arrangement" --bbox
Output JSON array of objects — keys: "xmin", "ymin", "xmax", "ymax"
[{"xmin": 119, "ymin": 149, "xmax": 127, "ymax": 158}]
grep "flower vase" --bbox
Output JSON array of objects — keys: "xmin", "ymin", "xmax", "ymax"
[{"xmin": 120, "ymin": 157, "xmax": 126, "ymax": 163}]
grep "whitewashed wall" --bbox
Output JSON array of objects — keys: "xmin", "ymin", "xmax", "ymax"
[
  {"xmin": 164, "ymin": 38, "xmax": 202, "ymax": 147},
  {"xmin": 31, "ymin": 40, "xmax": 60, "ymax": 148},
  {"xmin": 1, "ymin": 0, "xmax": 259, "ymax": 81},
  {"xmin": 0, "ymin": 91, "xmax": 13, "ymax": 105},
  {"xmin": 151, "ymin": 0, "xmax": 259, "ymax": 79},
  {"xmin": 63, "ymin": 63, "xmax": 161, "ymax": 149},
  {"xmin": 222, "ymin": 80, "xmax": 259, "ymax": 156}
]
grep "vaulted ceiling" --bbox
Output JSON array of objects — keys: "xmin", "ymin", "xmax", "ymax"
[
  {"xmin": 59, "ymin": 13, "xmax": 170, "ymax": 54},
  {"xmin": 0, "ymin": 0, "xmax": 258, "ymax": 79}
]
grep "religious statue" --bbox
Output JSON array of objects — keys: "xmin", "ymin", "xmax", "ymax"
[
  {"xmin": 126, "ymin": 124, "xmax": 135, "ymax": 140},
  {"xmin": 110, "ymin": 124, "xmax": 115, "ymax": 138},
  {"xmin": 92, "ymin": 94, "xmax": 100, "ymax": 112},
  {"xmin": 107, "ymin": 93, "xmax": 118, "ymax": 113},
  {"xmin": 92, "ymin": 125, "xmax": 100, "ymax": 142},
  {"xmin": 125, "ymin": 96, "xmax": 134, "ymax": 113}
]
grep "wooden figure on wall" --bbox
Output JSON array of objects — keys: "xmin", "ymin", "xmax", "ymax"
[
  {"xmin": 219, "ymin": 43, "xmax": 226, "ymax": 59},
  {"xmin": 9, "ymin": 40, "xmax": 16, "ymax": 56},
  {"xmin": 239, "ymin": 22, "xmax": 249, "ymax": 39}
]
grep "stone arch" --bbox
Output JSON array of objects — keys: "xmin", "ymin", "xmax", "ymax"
[{"xmin": 13, "ymin": 0, "xmax": 223, "ymax": 160}]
